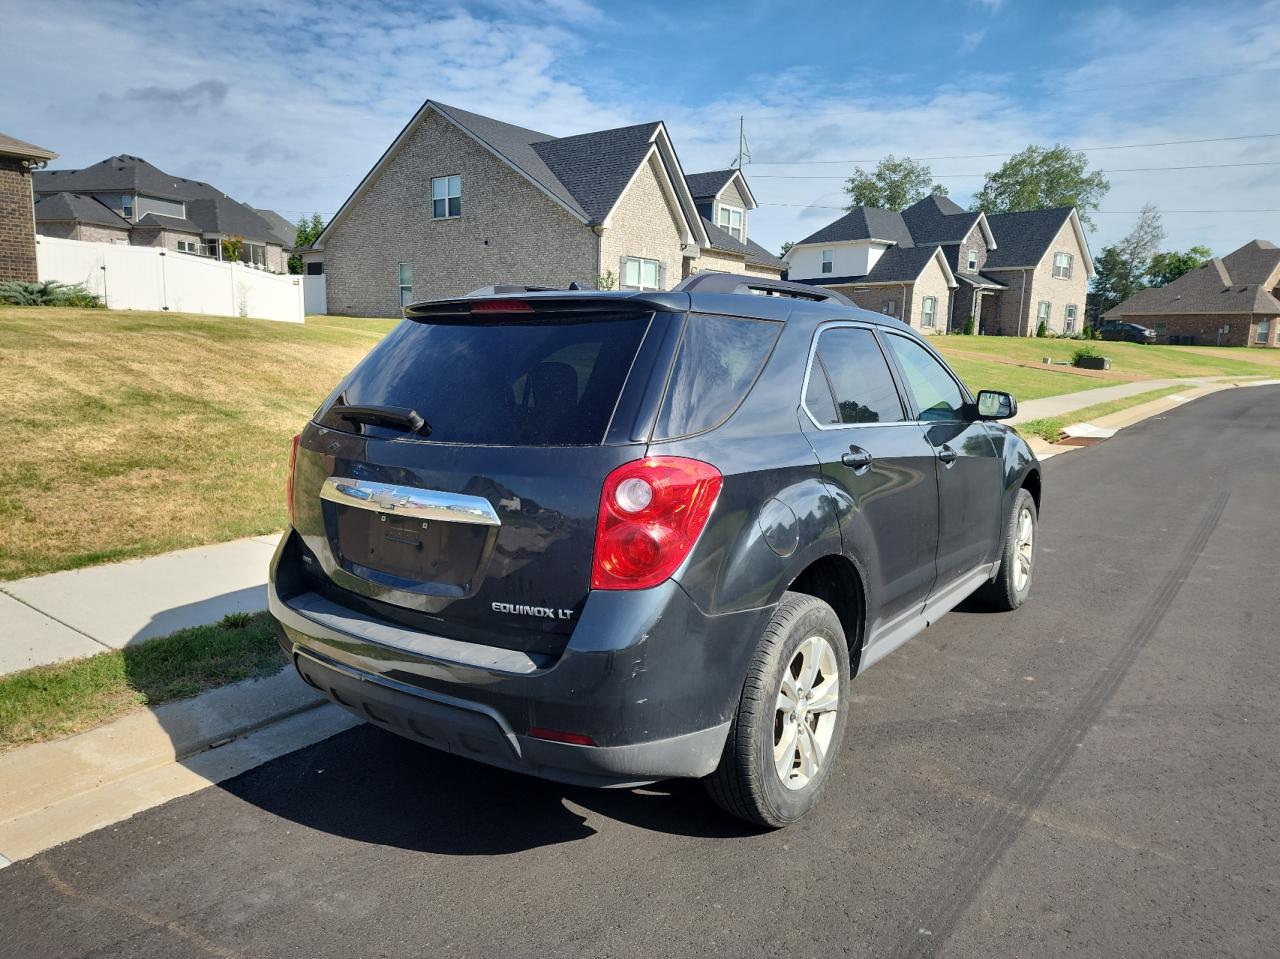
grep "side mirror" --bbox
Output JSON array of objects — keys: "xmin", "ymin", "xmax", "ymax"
[{"xmin": 976, "ymin": 390, "xmax": 1017, "ymax": 420}]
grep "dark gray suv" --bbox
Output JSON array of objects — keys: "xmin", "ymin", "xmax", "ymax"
[{"xmin": 269, "ymin": 273, "xmax": 1041, "ymax": 827}]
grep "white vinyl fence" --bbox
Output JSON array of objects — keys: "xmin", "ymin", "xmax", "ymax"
[{"xmin": 36, "ymin": 235, "xmax": 304, "ymax": 323}]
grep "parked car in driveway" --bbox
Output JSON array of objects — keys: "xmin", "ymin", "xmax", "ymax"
[
  {"xmin": 269, "ymin": 273, "xmax": 1042, "ymax": 827},
  {"xmin": 1096, "ymin": 320, "xmax": 1157, "ymax": 343}
]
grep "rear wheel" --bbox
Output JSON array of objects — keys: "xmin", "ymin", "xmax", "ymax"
[
  {"xmin": 977, "ymin": 488, "xmax": 1037, "ymax": 611},
  {"xmin": 705, "ymin": 592, "xmax": 850, "ymax": 828}
]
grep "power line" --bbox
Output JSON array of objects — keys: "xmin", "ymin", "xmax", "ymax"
[
  {"xmin": 747, "ymin": 132, "xmax": 1280, "ymax": 166},
  {"xmin": 749, "ymin": 160, "xmax": 1280, "ymax": 180},
  {"xmin": 760, "ymin": 202, "xmax": 1280, "ymax": 213}
]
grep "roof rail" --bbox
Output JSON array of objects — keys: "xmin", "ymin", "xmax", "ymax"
[{"xmin": 672, "ymin": 272, "xmax": 855, "ymax": 306}]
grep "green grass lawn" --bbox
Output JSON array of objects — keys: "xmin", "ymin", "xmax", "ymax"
[
  {"xmin": 934, "ymin": 335, "xmax": 1280, "ymax": 380},
  {"xmin": 943, "ymin": 355, "xmax": 1119, "ymax": 402},
  {"xmin": 1016, "ymin": 386, "xmax": 1189, "ymax": 442},
  {"xmin": 0, "ymin": 613, "xmax": 286, "ymax": 750},
  {"xmin": 0, "ymin": 307, "xmax": 396, "ymax": 580}
]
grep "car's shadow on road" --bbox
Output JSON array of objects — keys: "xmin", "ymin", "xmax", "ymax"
[{"xmin": 217, "ymin": 721, "xmax": 765, "ymax": 855}]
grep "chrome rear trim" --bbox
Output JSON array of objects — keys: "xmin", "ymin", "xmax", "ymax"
[{"xmin": 320, "ymin": 477, "xmax": 501, "ymax": 526}]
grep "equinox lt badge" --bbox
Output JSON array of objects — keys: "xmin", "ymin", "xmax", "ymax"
[{"xmin": 492, "ymin": 602, "xmax": 574, "ymax": 620}]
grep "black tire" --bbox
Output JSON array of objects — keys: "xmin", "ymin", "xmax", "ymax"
[
  {"xmin": 705, "ymin": 591, "xmax": 850, "ymax": 828},
  {"xmin": 977, "ymin": 488, "xmax": 1037, "ymax": 611}
]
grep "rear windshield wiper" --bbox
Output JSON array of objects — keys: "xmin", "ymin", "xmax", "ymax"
[{"xmin": 333, "ymin": 404, "xmax": 431, "ymax": 436}]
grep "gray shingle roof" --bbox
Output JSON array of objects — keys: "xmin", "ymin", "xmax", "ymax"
[
  {"xmin": 792, "ymin": 244, "xmax": 942, "ymax": 286},
  {"xmin": 685, "ymin": 169, "xmax": 738, "ymax": 200},
  {"xmin": 900, "ymin": 194, "xmax": 979, "ymax": 244},
  {"xmin": 744, "ymin": 238, "xmax": 785, "ymax": 271},
  {"xmin": 0, "ymin": 132, "xmax": 57, "ymax": 162},
  {"xmin": 532, "ymin": 122, "xmax": 662, "ymax": 223},
  {"xmin": 796, "ymin": 206, "xmax": 915, "ymax": 246},
  {"xmin": 34, "ymin": 192, "xmax": 129, "ymax": 228},
  {"xmin": 702, "ymin": 216, "xmax": 746, "ymax": 254},
  {"xmin": 1106, "ymin": 241, "xmax": 1280, "ymax": 318},
  {"xmin": 133, "ymin": 212, "xmax": 202, "ymax": 233},
  {"xmin": 253, "ymin": 208, "xmax": 298, "ymax": 248},
  {"xmin": 954, "ymin": 271, "xmax": 1007, "ymax": 289},
  {"xmin": 983, "ymin": 208, "xmax": 1073, "ymax": 269}
]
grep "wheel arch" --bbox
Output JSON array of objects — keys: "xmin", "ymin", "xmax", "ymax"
[{"xmin": 785, "ymin": 553, "xmax": 867, "ymax": 672}]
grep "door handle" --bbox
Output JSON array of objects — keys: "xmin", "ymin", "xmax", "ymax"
[
  {"xmin": 841, "ymin": 446, "xmax": 873, "ymax": 471},
  {"xmin": 937, "ymin": 445, "xmax": 958, "ymax": 466}
]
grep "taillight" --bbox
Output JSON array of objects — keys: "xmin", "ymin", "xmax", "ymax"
[
  {"xmin": 471, "ymin": 299, "xmax": 533, "ymax": 314},
  {"xmin": 591, "ymin": 457, "xmax": 723, "ymax": 590},
  {"xmin": 286, "ymin": 433, "xmax": 300, "ymax": 526}
]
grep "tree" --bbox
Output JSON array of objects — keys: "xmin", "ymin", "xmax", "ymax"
[
  {"xmin": 972, "ymin": 144, "xmax": 1109, "ymax": 230},
  {"xmin": 1089, "ymin": 204, "xmax": 1165, "ymax": 322},
  {"xmin": 288, "ymin": 213, "xmax": 325, "ymax": 274},
  {"xmin": 780, "ymin": 240, "xmax": 794, "ymax": 258},
  {"xmin": 1147, "ymin": 245, "xmax": 1211, "ymax": 287},
  {"xmin": 220, "ymin": 235, "xmax": 244, "ymax": 262},
  {"xmin": 844, "ymin": 155, "xmax": 947, "ymax": 212}
]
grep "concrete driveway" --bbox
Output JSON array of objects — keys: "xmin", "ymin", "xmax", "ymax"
[{"xmin": 1, "ymin": 387, "xmax": 1277, "ymax": 958}]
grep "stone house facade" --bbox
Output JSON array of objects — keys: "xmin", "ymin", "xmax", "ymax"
[
  {"xmin": 304, "ymin": 101, "xmax": 785, "ymax": 316},
  {"xmin": 1104, "ymin": 240, "xmax": 1280, "ymax": 348},
  {"xmin": 0, "ymin": 134, "xmax": 58, "ymax": 283},
  {"xmin": 33, "ymin": 155, "xmax": 292, "ymax": 272},
  {"xmin": 787, "ymin": 195, "xmax": 1093, "ymax": 338}
]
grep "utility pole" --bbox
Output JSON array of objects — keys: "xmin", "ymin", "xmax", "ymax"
[{"xmin": 730, "ymin": 115, "xmax": 751, "ymax": 169}]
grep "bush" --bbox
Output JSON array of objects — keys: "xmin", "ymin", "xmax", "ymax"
[
  {"xmin": 962, "ymin": 317, "xmax": 975, "ymax": 335},
  {"xmin": 0, "ymin": 280, "xmax": 101, "ymax": 307},
  {"xmin": 1071, "ymin": 344, "xmax": 1100, "ymax": 365},
  {"xmin": 1036, "ymin": 320, "xmax": 1048, "ymax": 338}
]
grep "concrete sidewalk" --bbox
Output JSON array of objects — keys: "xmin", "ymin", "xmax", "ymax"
[
  {"xmin": 1008, "ymin": 377, "xmax": 1218, "ymax": 423},
  {"xmin": 0, "ymin": 534, "xmax": 280, "ymax": 676}
]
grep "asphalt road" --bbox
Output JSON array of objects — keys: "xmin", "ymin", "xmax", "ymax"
[{"xmin": 3, "ymin": 386, "xmax": 1278, "ymax": 959}]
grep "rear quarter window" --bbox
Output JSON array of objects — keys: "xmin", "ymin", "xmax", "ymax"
[{"xmin": 652, "ymin": 313, "xmax": 781, "ymax": 440}]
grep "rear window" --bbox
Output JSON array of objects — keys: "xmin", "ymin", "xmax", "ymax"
[
  {"xmin": 319, "ymin": 313, "xmax": 651, "ymax": 445},
  {"xmin": 653, "ymin": 314, "xmax": 781, "ymax": 439}
]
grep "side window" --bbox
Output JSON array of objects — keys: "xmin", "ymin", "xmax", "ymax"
[
  {"xmin": 653, "ymin": 314, "xmax": 781, "ymax": 439},
  {"xmin": 883, "ymin": 334, "xmax": 967, "ymax": 422},
  {"xmin": 805, "ymin": 327, "xmax": 904, "ymax": 425}
]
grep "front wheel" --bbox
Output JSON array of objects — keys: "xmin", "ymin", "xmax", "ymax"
[
  {"xmin": 978, "ymin": 488, "xmax": 1037, "ymax": 611},
  {"xmin": 705, "ymin": 592, "xmax": 850, "ymax": 828}
]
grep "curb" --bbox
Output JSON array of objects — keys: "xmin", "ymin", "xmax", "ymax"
[{"xmin": 0, "ymin": 665, "xmax": 358, "ymax": 865}]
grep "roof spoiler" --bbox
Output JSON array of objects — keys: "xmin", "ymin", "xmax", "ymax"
[{"xmin": 673, "ymin": 272, "xmax": 855, "ymax": 306}]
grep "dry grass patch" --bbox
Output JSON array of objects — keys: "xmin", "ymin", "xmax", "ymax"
[{"xmin": 0, "ymin": 307, "xmax": 394, "ymax": 579}]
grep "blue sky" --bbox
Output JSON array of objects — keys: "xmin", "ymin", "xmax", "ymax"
[{"xmin": 3, "ymin": 0, "xmax": 1277, "ymax": 258}]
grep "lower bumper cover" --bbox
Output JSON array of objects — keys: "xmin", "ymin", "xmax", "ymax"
[{"xmin": 293, "ymin": 648, "xmax": 730, "ymax": 787}]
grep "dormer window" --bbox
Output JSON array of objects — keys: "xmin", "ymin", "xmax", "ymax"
[
  {"xmin": 121, "ymin": 194, "xmax": 134, "ymax": 220},
  {"xmin": 966, "ymin": 249, "xmax": 977, "ymax": 272},
  {"xmin": 431, "ymin": 175, "xmax": 462, "ymax": 219},
  {"xmin": 718, "ymin": 204, "xmax": 744, "ymax": 241}
]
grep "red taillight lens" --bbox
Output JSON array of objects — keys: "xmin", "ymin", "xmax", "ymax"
[
  {"xmin": 591, "ymin": 457, "xmax": 723, "ymax": 590},
  {"xmin": 286, "ymin": 433, "xmax": 300, "ymax": 526},
  {"xmin": 528, "ymin": 727, "xmax": 596, "ymax": 746}
]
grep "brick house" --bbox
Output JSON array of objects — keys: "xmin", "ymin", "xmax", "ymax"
[
  {"xmin": 0, "ymin": 132, "xmax": 57, "ymax": 283},
  {"xmin": 33, "ymin": 156, "xmax": 293, "ymax": 272},
  {"xmin": 1103, "ymin": 240, "xmax": 1280, "ymax": 348},
  {"xmin": 785, "ymin": 195, "xmax": 1093, "ymax": 337},
  {"xmin": 302, "ymin": 100, "xmax": 784, "ymax": 316}
]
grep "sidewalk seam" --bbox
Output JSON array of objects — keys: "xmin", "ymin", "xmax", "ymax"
[{"xmin": 0, "ymin": 586, "xmax": 115, "ymax": 653}]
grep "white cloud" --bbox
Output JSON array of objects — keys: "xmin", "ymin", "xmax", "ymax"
[{"xmin": 959, "ymin": 29, "xmax": 987, "ymax": 53}]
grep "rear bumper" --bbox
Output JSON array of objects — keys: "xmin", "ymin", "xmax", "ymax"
[{"xmin": 269, "ymin": 531, "xmax": 766, "ymax": 786}]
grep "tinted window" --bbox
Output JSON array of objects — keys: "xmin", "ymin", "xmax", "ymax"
[
  {"xmin": 883, "ymin": 333, "xmax": 967, "ymax": 422},
  {"xmin": 319, "ymin": 313, "xmax": 651, "ymax": 445},
  {"xmin": 804, "ymin": 361, "xmax": 840, "ymax": 425},
  {"xmin": 808, "ymin": 327, "xmax": 904, "ymax": 425},
  {"xmin": 653, "ymin": 314, "xmax": 780, "ymax": 439}
]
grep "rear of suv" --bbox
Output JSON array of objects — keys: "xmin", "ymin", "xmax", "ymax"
[{"xmin": 270, "ymin": 273, "xmax": 1042, "ymax": 827}]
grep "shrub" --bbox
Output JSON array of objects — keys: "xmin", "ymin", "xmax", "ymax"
[
  {"xmin": 596, "ymin": 269, "xmax": 616, "ymax": 291},
  {"xmin": 962, "ymin": 317, "xmax": 975, "ymax": 335},
  {"xmin": 1071, "ymin": 344, "xmax": 1100, "ymax": 365},
  {"xmin": 1036, "ymin": 320, "xmax": 1048, "ymax": 338},
  {"xmin": 0, "ymin": 280, "xmax": 101, "ymax": 307}
]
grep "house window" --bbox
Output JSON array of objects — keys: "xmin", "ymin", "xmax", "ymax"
[
  {"xmin": 176, "ymin": 239, "xmax": 198, "ymax": 254},
  {"xmin": 1154, "ymin": 320, "xmax": 1167, "ymax": 334},
  {"xmin": 305, "ymin": 261, "xmax": 324, "ymax": 276},
  {"xmin": 621, "ymin": 256, "xmax": 661, "ymax": 290},
  {"xmin": 1064, "ymin": 304, "xmax": 1078, "ymax": 333},
  {"xmin": 821, "ymin": 249, "xmax": 833, "ymax": 274},
  {"xmin": 966, "ymin": 249, "xmax": 978, "ymax": 272},
  {"xmin": 1258, "ymin": 319, "xmax": 1272, "ymax": 344},
  {"xmin": 1053, "ymin": 252, "xmax": 1073, "ymax": 279},
  {"xmin": 203, "ymin": 238, "xmax": 220, "ymax": 258},
  {"xmin": 718, "ymin": 205, "xmax": 744, "ymax": 241},
  {"xmin": 246, "ymin": 243, "xmax": 267, "ymax": 267},
  {"xmin": 885, "ymin": 298, "xmax": 897, "ymax": 317},
  {"xmin": 1037, "ymin": 301, "xmax": 1051, "ymax": 328},
  {"xmin": 431, "ymin": 175, "xmax": 462, "ymax": 219},
  {"xmin": 121, "ymin": 195, "xmax": 134, "ymax": 220},
  {"xmin": 399, "ymin": 262, "xmax": 413, "ymax": 308},
  {"xmin": 921, "ymin": 296, "xmax": 937, "ymax": 328}
]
